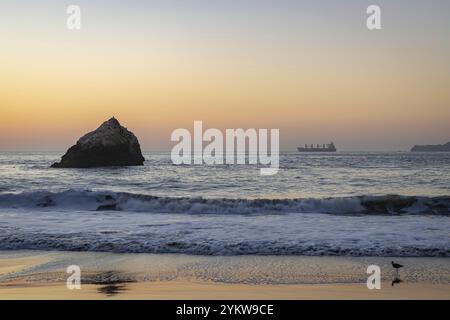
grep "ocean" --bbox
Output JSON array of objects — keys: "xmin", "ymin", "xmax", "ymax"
[{"xmin": 0, "ymin": 151, "xmax": 449, "ymax": 256}]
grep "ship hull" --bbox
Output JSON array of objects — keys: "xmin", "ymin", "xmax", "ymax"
[{"xmin": 297, "ymin": 148, "xmax": 336, "ymax": 152}]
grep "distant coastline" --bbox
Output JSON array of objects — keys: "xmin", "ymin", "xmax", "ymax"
[{"xmin": 411, "ymin": 141, "xmax": 450, "ymax": 152}]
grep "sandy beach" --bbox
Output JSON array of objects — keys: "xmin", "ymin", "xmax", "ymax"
[{"xmin": 0, "ymin": 251, "xmax": 448, "ymax": 300}]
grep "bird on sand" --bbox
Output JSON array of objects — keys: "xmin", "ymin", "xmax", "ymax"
[
  {"xmin": 391, "ymin": 261, "xmax": 404, "ymax": 277},
  {"xmin": 391, "ymin": 261, "xmax": 403, "ymax": 270}
]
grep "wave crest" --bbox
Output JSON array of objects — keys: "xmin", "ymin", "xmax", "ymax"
[{"xmin": 0, "ymin": 190, "xmax": 449, "ymax": 215}]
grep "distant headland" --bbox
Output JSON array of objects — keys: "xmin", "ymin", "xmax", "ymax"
[{"xmin": 410, "ymin": 141, "xmax": 450, "ymax": 152}]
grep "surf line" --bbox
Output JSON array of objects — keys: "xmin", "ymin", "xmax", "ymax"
[{"xmin": 170, "ymin": 121, "xmax": 279, "ymax": 175}]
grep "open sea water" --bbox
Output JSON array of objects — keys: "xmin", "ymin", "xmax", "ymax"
[{"xmin": 0, "ymin": 151, "xmax": 449, "ymax": 256}]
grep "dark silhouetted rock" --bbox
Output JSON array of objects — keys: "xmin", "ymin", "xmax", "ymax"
[
  {"xmin": 410, "ymin": 141, "xmax": 450, "ymax": 152},
  {"xmin": 51, "ymin": 117, "xmax": 145, "ymax": 168}
]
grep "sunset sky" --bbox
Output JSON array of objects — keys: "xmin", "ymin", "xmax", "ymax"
[{"xmin": 1, "ymin": 0, "xmax": 449, "ymax": 151}]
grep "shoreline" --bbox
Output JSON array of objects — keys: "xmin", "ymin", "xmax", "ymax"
[
  {"xmin": 1, "ymin": 280, "xmax": 449, "ymax": 300},
  {"xmin": 0, "ymin": 250, "xmax": 449, "ymax": 299}
]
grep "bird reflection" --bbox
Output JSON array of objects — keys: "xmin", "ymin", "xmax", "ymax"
[{"xmin": 391, "ymin": 277, "xmax": 403, "ymax": 286}]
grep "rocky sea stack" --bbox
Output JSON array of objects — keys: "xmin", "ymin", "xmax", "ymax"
[{"xmin": 51, "ymin": 117, "xmax": 145, "ymax": 168}]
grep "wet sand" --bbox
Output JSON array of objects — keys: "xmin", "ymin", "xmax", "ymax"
[
  {"xmin": 0, "ymin": 251, "xmax": 449, "ymax": 299},
  {"xmin": 1, "ymin": 279, "xmax": 449, "ymax": 300}
]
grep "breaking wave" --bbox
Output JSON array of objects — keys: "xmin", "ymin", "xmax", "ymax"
[{"xmin": 0, "ymin": 190, "xmax": 449, "ymax": 215}]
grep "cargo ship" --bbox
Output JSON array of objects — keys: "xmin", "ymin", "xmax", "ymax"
[{"xmin": 297, "ymin": 142, "xmax": 336, "ymax": 152}]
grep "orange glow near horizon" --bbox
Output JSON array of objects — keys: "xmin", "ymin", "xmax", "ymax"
[{"xmin": 1, "ymin": 1, "xmax": 449, "ymax": 150}]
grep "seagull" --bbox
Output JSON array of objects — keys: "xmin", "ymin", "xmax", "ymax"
[
  {"xmin": 391, "ymin": 261, "xmax": 403, "ymax": 269},
  {"xmin": 391, "ymin": 261, "xmax": 404, "ymax": 277}
]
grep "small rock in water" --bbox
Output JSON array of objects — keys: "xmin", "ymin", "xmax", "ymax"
[{"xmin": 51, "ymin": 117, "xmax": 145, "ymax": 168}]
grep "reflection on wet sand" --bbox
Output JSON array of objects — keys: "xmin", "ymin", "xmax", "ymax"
[
  {"xmin": 82, "ymin": 271, "xmax": 135, "ymax": 296},
  {"xmin": 97, "ymin": 284, "xmax": 128, "ymax": 296},
  {"xmin": 391, "ymin": 277, "xmax": 403, "ymax": 287}
]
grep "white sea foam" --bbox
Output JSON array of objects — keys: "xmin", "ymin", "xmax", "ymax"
[
  {"xmin": 0, "ymin": 189, "xmax": 449, "ymax": 215},
  {"xmin": 0, "ymin": 204, "xmax": 449, "ymax": 256}
]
